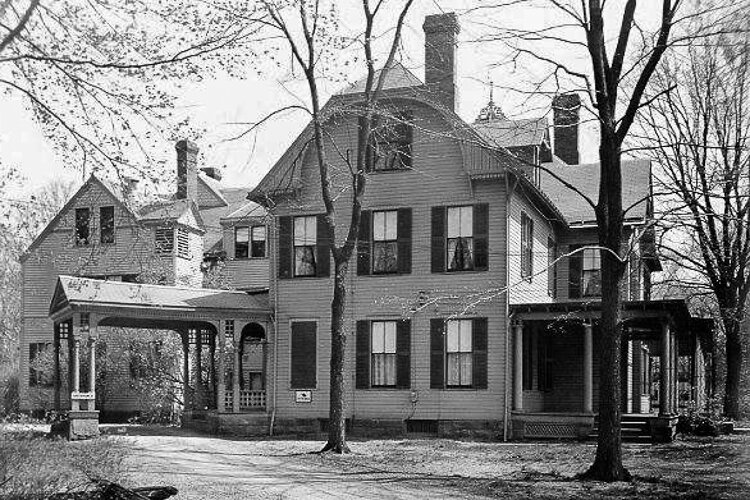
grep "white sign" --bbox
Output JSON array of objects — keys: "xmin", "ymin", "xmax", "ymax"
[
  {"xmin": 295, "ymin": 390, "xmax": 312, "ymax": 403},
  {"xmin": 71, "ymin": 391, "xmax": 95, "ymax": 400}
]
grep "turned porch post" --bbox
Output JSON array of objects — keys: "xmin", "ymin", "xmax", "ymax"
[
  {"xmin": 233, "ymin": 325, "xmax": 241, "ymax": 413},
  {"xmin": 71, "ymin": 339, "xmax": 81, "ymax": 411},
  {"xmin": 583, "ymin": 321, "xmax": 593, "ymax": 413},
  {"xmin": 182, "ymin": 331, "xmax": 191, "ymax": 411},
  {"xmin": 660, "ymin": 321, "xmax": 671, "ymax": 415},
  {"xmin": 217, "ymin": 321, "xmax": 226, "ymax": 413},
  {"xmin": 513, "ymin": 321, "xmax": 524, "ymax": 411},
  {"xmin": 88, "ymin": 337, "xmax": 96, "ymax": 410}
]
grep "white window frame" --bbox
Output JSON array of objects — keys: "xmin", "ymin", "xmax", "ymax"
[
  {"xmin": 446, "ymin": 319, "xmax": 473, "ymax": 387},
  {"xmin": 447, "ymin": 206, "xmax": 474, "ymax": 271}
]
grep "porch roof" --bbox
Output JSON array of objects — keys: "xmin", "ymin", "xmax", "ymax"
[
  {"xmin": 49, "ymin": 276, "xmax": 270, "ymax": 320},
  {"xmin": 510, "ymin": 299, "xmax": 713, "ymax": 341}
]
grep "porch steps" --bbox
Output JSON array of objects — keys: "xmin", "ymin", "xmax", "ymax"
[{"xmin": 590, "ymin": 415, "xmax": 653, "ymax": 443}]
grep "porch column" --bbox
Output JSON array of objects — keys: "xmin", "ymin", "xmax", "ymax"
[
  {"xmin": 195, "ymin": 330, "xmax": 203, "ymax": 409},
  {"xmin": 513, "ymin": 321, "xmax": 524, "ymax": 411},
  {"xmin": 53, "ymin": 323, "xmax": 61, "ymax": 411},
  {"xmin": 182, "ymin": 332, "xmax": 191, "ymax": 411},
  {"xmin": 583, "ymin": 321, "xmax": 593, "ymax": 413},
  {"xmin": 660, "ymin": 321, "xmax": 671, "ymax": 415},
  {"xmin": 233, "ymin": 325, "xmax": 241, "ymax": 413},
  {"xmin": 217, "ymin": 322, "xmax": 226, "ymax": 412},
  {"xmin": 209, "ymin": 334, "xmax": 216, "ymax": 409},
  {"xmin": 87, "ymin": 338, "xmax": 96, "ymax": 410},
  {"xmin": 672, "ymin": 329, "xmax": 679, "ymax": 412},
  {"xmin": 71, "ymin": 339, "xmax": 81, "ymax": 411}
]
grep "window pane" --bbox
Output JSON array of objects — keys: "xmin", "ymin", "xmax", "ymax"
[
  {"xmin": 236, "ymin": 227, "xmax": 249, "ymax": 243},
  {"xmin": 372, "ymin": 322, "xmax": 385, "ymax": 353},
  {"xmin": 373, "ymin": 211, "xmax": 386, "ymax": 241},
  {"xmin": 385, "ymin": 211, "xmax": 397, "ymax": 240},
  {"xmin": 459, "ymin": 206, "xmax": 473, "ymax": 237},
  {"xmin": 294, "ymin": 246, "xmax": 316, "ymax": 276},
  {"xmin": 448, "ymin": 237, "xmax": 474, "ymax": 271},
  {"xmin": 460, "ymin": 352, "xmax": 473, "ymax": 385},
  {"xmin": 305, "ymin": 216, "xmax": 317, "ymax": 245},
  {"xmin": 447, "ymin": 207, "xmax": 461, "ymax": 238},
  {"xmin": 447, "ymin": 353, "xmax": 460, "ymax": 385},
  {"xmin": 459, "ymin": 320, "xmax": 472, "ymax": 352},
  {"xmin": 252, "ymin": 226, "xmax": 265, "ymax": 241},
  {"xmin": 373, "ymin": 241, "xmax": 398, "ymax": 273},
  {"xmin": 384, "ymin": 322, "xmax": 396, "ymax": 353},
  {"xmin": 372, "ymin": 353, "xmax": 385, "ymax": 384},
  {"xmin": 446, "ymin": 321, "xmax": 459, "ymax": 352},
  {"xmin": 294, "ymin": 217, "xmax": 307, "ymax": 245}
]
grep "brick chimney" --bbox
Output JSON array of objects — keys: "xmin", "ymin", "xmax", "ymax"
[
  {"xmin": 423, "ymin": 13, "xmax": 460, "ymax": 113},
  {"xmin": 552, "ymin": 93, "xmax": 581, "ymax": 165},
  {"xmin": 175, "ymin": 139, "xmax": 198, "ymax": 200}
]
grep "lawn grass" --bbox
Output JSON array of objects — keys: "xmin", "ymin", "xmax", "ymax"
[{"xmin": 0, "ymin": 424, "xmax": 129, "ymax": 499}]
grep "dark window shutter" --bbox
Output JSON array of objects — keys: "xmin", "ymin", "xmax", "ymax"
[
  {"xmin": 431, "ymin": 207, "xmax": 446, "ymax": 273},
  {"xmin": 430, "ymin": 319, "xmax": 445, "ymax": 389},
  {"xmin": 396, "ymin": 319, "xmax": 411, "ymax": 389},
  {"xmin": 473, "ymin": 203, "xmax": 489, "ymax": 271},
  {"xmin": 569, "ymin": 244, "xmax": 582, "ymax": 299},
  {"xmin": 397, "ymin": 208, "xmax": 412, "ymax": 274},
  {"xmin": 356, "ymin": 320, "xmax": 370, "ymax": 389},
  {"xmin": 316, "ymin": 215, "xmax": 330, "ymax": 278},
  {"xmin": 278, "ymin": 216, "xmax": 292, "ymax": 279},
  {"xmin": 472, "ymin": 318, "xmax": 488, "ymax": 389},
  {"xmin": 356, "ymin": 210, "xmax": 371, "ymax": 276},
  {"xmin": 291, "ymin": 321, "xmax": 316, "ymax": 388}
]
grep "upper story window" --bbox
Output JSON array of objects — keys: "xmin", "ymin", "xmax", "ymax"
[
  {"xmin": 364, "ymin": 111, "xmax": 413, "ymax": 172},
  {"xmin": 235, "ymin": 225, "xmax": 266, "ymax": 259},
  {"xmin": 547, "ymin": 237, "xmax": 557, "ymax": 298},
  {"xmin": 294, "ymin": 216, "xmax": 317, "ymax": 277},
  {"xmin": 447, "ymin": 206, "xmax": 474, "ymax": 271},
  {"xmin": 100, "ymin": 206, "xmax": 115, "ymax": 244},
  {"xmin": 582, "ymin": 248, "xmax": 601, "ymax": 297},
  {"xmin": 371, "ymin": 321, "xmax": 397, "ymax": 387},
  {"xmin": 155, "ymin": 227, "xmax": 174, "ymax": 255},
  {"xmin": 372, "ymin": 210, "xmax": 398, "ymax": 274},
  {"xmin": 520, "ymin": 212, "xmax": 534, "ymax": 280},
  {"xmin": 75, "ymin": 208, "xmax": 90, "ymax": 246}
]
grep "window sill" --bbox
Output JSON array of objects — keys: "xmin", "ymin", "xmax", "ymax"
[
  {"xmin": 233, "ymin": 256, "xmax": 268, "ymax": 261},
  {"xmin": 361, "ymin": 386, "xmax": 404, "ymax": 390},
  {"xmin": 367, "ymin": 168, "xmax": 411, "ymax": 174},
  {"xmin": 435, "ymin": 269, "xmax": 488, "ymax": 275},
  {"xmin": 444, "ymin": 386, "xmax": 483, "ymax": 391}
]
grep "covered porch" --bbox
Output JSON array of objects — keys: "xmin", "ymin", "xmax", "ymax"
[
  {"xmin": 509, "ymin": 300, "xmax": 712, "ymax": 443},
  {"xmin": 48, "ymin": 276, "xmax": 272, "ymax": 439}
]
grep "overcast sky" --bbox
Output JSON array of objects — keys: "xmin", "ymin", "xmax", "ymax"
[{"xmin": 1, "ymin": 0, "xmax": 663, "ymax": 196}]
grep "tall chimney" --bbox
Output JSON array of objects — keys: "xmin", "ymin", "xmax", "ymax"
[
  {"xmin": 552, "ymin": 93, "xmax": 581, "ymax": 165},
  {"xmin": 423, "ymin": 13, "xmax": 460, "ymax": 113},
  {"xmin": 176, "ymin": 139, "xmax": 198, "ymax": 200}
]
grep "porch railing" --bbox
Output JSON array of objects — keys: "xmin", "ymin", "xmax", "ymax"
[{"xmin": 224, "ymin": 389, "xmax": 266, "ymax": 411}]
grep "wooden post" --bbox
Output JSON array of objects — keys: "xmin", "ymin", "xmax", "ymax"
[
  {"xmin": 672, "ymin": 330, "xmax": 679, "ymax": 412},
  {"xmin": 583, "ymin": 321, "xmax": 593, "ymax": 413},
  {"xmin": 195, "ymin": 329, "xmax": 203, "ymax": 409},
  {"xmin": 209, "ymin": 333, "xmax": 216, "ymax": 409},
  {"xmin": 513, "ymin": 321, "xmax": 523, "ymax": 411},
  {"xmin": 71, "ymin": 339, "xmax": 80, "ymax": 411},
  {"xmin": 660, "ymin": 322, "xmax": 670, "ymax": 415},
  {"xmin": 53, "ymin": 323, "xmax": 61, "ymax": 411},
  {"xmin": 88, "ymin": 338, "xmax": 96, "ymax": 410},
  {"xmin": 217, "ymin": 321, "xmax": 226, "ymax": 413},
  {"xmin": 233, "ymin": 325, "xmax": 241, "ymax": 413},
  {"xmin": 182, "ymin": 331, "xmax": 190, "ymax": 411}
]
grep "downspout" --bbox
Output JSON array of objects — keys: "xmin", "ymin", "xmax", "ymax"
[
  {"xmin": 502, "ymin": 173, "xmax": 514, "ymax": 442},
  {"xmin": 269, "ymin": 219, "xmax": 280, "ymax": 436}
]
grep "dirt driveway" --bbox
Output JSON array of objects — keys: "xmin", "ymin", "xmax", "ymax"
[{"xmin": 118, "ymin": 427, "xmax": 750, "ymax": 499}]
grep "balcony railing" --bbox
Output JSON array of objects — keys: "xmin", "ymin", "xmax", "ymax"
[{"xmin": 224, "ymin": 389, "xmax": 266, "ymax": 411}]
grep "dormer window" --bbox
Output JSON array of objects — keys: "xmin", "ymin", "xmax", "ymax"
[
  {"xmin": 235, "ymin": 225, "xmax": 266, "ymax": 259},
  {"xmin": 100, "ymin": 206, "xmax": 115, "ymax": 244},
  {"xmin": 75, "ymin": 208, "xmax": 90, "ymax": 246},
  {"xmin": 363, "ymin": 111, "xmax": 413, "ymax": 171}
]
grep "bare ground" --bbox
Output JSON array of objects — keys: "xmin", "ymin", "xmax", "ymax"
[{"xmin": 113, "ymin": 426, "xmax": 750, "ymax": 499}]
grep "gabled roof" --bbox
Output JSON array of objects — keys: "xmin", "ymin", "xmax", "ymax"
[
  {"xmin": 20, "ymin": 174, "xmax": 138, "ymax": 263},
  {"xmin": 540, "ymin": 157, "xmax": 651, "ymax": 224},
  {"xmin": 139, "ymin": 198, "xmax": 206, "ymax": 232},
  {"xmin": 221, "ymin": 200, "xmax": 267, "ymax": 222},
  {"xmin": 50, "ymin": 275, "xmax": 269, "ymax": 316},
  {"xmin": 341, "ymin": 62, "xmax": 423, "ymax": 95},
  {"xmin": 198, "ymin": 173, "xmax": 228, "ymax": 208},
  {"xmin": 473, "ymin": 117, "xmax": 549, "ymax": 149},
  {"xmin": 202, "ymin": 187, "xmax": 259, "ymax": 253}
]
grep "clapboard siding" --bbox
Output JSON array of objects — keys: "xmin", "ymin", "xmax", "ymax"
[{"xmin": 267, "ymin": 101, "xmax": 510, "ymax": 421}]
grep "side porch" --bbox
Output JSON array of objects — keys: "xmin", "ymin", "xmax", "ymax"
[
  {"xmin": 48, "ymin": 276, "xmax": 273, "ymax": 439},
  {"xmin": 509, "ymin": 299, "xmax": 712, "ymax": 443}
]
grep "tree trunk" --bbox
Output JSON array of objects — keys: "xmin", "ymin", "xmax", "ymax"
[
  {"xmin": 322, "ymin": 258, "xmax": 351, "ymax": 453},
  {"xmin": 723, "ymin": 319, "xmax": 743, "ymax": 420},
  {"xmin": 582, "ymin": 134, "xmax": 631, "ymax": 482}
]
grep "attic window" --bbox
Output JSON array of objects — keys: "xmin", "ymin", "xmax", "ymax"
[
  {"xmin": 75, "ymin": 208, "xmax": 90, "ymax": 246},
  {"xmin": 155, "ymin": 227, "xmax": 174, "ymax": 255},
  {"xmin": 363, "ymin": 111, "xmax": 413, "ymax": 171},
  {"xmin": 177, "ymin": 228, "xmax": 190, "ymax": 259},
  {"xmin": 100, "ymin": 206, "xmax": 115, "ymax": 244}
]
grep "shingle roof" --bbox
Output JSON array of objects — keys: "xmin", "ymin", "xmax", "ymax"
[
  {"xmin": 473, "ymin": 117, "xmax": 549, "ymax": 148},
  {"xmin": 51, "ymin": 275, "xmax": 269, "ymax": 314},
  {"xmin": 342, "ymin": 62, "xmax": 423, "ymax": 95},
  {"xmin": 540, "ymin": 157, "xmax": 651, "ymax": 224}
]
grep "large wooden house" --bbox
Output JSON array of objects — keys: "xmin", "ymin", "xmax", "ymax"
[{"xmin": 20, "ymin": 12, "xmax": 710, "ymax": 442}]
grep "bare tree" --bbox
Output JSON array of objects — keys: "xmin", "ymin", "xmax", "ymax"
[
  {"xmin": 639, "ymin": 31, "xmax": 750, "ymax": 420},
  {"xmin": 253, "ymin": 0, "xmax": 414, "ymax": 453},
  {"xmin": 476, "ymin": 0, "xmax": 744, "ymax": 481}
]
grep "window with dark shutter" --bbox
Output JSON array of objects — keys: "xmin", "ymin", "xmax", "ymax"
[
  {"xmin": 568, "ymin": 244, "xmax": 583, "ymax": 299},
  {"xmin": 291, "ymin": 321, "xmax": 317, "ymax": 388},
  {"xmin": 372, "ymin": 211, "xmax": 398, "ymax": 274},
  {"xmin": 396, "ymin": 319, "xmax": 411, "ymax": 388},
  {"xmin": 355, "ymin": 321, "xmax": 370, "ymax": 388},
  {"xmin": 278, "ymin": 217, "xmax": 292, "ymax": 279},
  {"xmin": 316, "ymin": 215, "xmax": 330, "ymax": 277},
  {"xmin": 430, "ymin": 319, "xmax": 445, "ymax": 389},
  {"xmin": 357, "ymin": 211, "xmax": 372, "ymax": 276},
  {"xmin": 431, "ymin": 207, "xmax": 446, "ymax": 273},
  {"xmin": 293, "ymin": 216, "xmax": 317, "ymax": 277},
  {"xmin": 472, "ymin": 318, "xmax": 488, "ymax": 389},
  {"xmin": 100, "ymin": 206, "xmax": 115, "ymax": 244},
  {"xmin": 397, "ymin": 208, "xmax": 412, "ymax": 274},
  {"xmin": 370, "ymin": 321, "xmax": 397, "ymax": 386},
  {"xmin": 447, "ymin": 206, "xmax": 474, "ymax": 271},
  {"xmin": 75, "ymin": 208, "xmax": 90, "ymax": 246},
  {"xmin": 446, "ymin": 320, "xmax": 473, "ymax": 387},
  {"xmin": 473, "ymin": 204, "xmax": 489, "ymax": 271}
]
